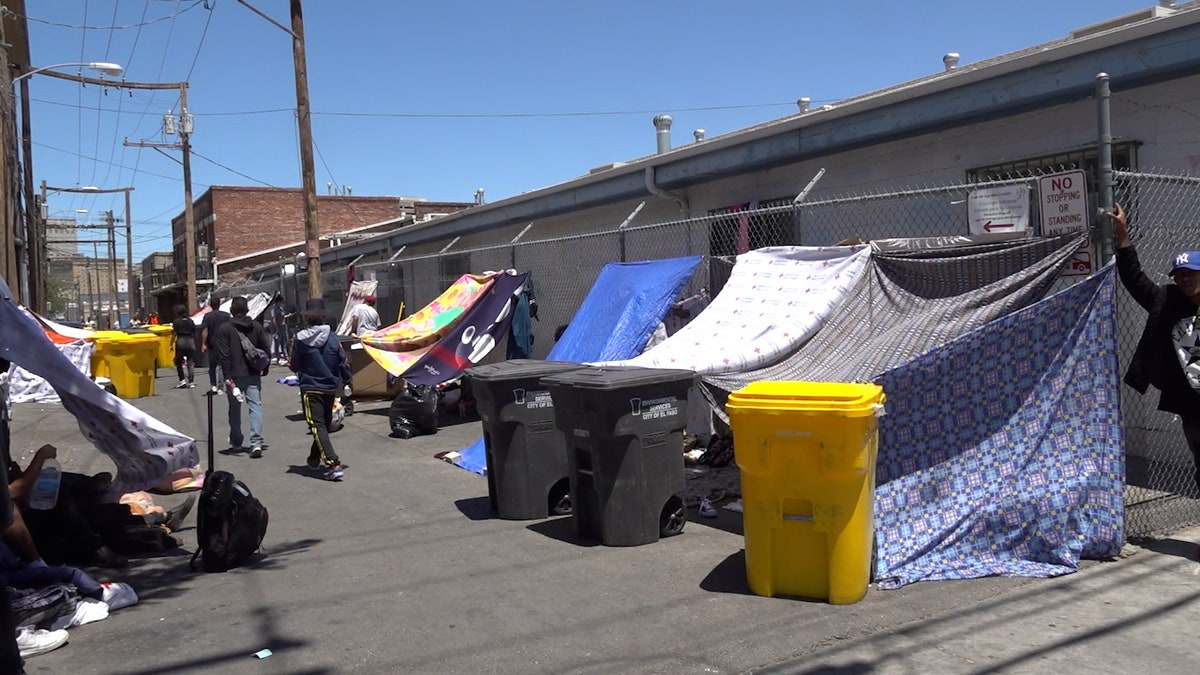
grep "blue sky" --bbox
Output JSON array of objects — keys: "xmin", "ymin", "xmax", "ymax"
[{"xmin": 24, "ymin": 0, "xmax": 1152, "ymax": 263}]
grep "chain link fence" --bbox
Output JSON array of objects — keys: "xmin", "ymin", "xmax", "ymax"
[
  {"xmin": 1113, "ymin": 170, "xmax": 1200, "ymax": 540},
  {"xmin": 221, "ymin": 167, "xmax": 1200, "ymax": 541}
]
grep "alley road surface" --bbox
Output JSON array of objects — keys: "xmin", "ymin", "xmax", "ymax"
[{"xmin": 9, "ymin": 367, "xmax": 1200, "ymax": 674}]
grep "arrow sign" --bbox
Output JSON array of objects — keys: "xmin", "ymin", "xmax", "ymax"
[{"xmin": 968, "ymin": 186, "xmax": 1029, "ymax": 236}]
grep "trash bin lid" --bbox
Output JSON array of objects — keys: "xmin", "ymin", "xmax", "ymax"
[
  {"xmin": 90, "ymin": 330, "xmax": 129, "ymax": 342},
  {"xmin": 727, "ymin": 381, "xmax": 885, "ymax": 417},
  {"xmin": 540, "ymin": 365, "xmax": 695, "ymax": 391},
  {"xmin": 465, "ymin": 359, "xmax": 587, "ymax": 383}
]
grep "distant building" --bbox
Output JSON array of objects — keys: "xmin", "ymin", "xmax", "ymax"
[{"xmin": 152, "ymin": 186, "xmax": 473, "ymax": 309}]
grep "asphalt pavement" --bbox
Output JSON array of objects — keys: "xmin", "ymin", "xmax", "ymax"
[{"xmin": 8, "ymin": 365, "xmax": 1200, "ymax": 674}]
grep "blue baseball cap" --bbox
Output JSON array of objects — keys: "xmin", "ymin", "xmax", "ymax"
[{"xmin": 1170, "ymin": 250, "xmax": 1200, "ymax": 275}]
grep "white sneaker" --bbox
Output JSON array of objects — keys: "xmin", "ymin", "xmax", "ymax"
[
  {"xmin": 698, "ymin": 497, "xmax": 717, "ymax": 518},
  {"xmin": 17, "ymin": 626, "xmax": 69, "ymax": 657}
]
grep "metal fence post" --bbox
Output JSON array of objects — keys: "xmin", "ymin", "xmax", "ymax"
[
  {"xmin": 792, "ymin": 168, "xmax": 826, "ymax": 246},
  {"xmin": 1096, "ymin": 73, "xmax": 1115, "ymax": 264},
  {"xmin": 510, "ymin": 222, "xmax": 534, "ymax": 269},
  {"xmin": 617, "ymin": 202, "xmax": 646, "ymax": 262}
]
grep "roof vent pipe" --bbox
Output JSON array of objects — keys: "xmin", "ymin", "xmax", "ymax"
[
  {"xmin": 653, "ymin": 114, "xmax": 673, "ymax": 154},
  {"xmin": 693, "ymin": 129, "xmax": 705, "ymax": 143},
  {"xmin": 943, "ymin": 52, "xmax": 960, "ymax": 71},
  {"xmin": 797, "ymin": 97, "xmax": 811, "ymax": 113}
]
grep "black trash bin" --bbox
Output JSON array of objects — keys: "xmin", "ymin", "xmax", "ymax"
[
  {"xmin": 465, "ymin": 360, "xmax": 589, "ymax": 520},
  {"xmin": 541, "ymin": 366, "xmax": 696, "ymax": 546}
]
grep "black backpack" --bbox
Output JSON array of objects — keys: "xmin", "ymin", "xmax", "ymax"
[
  {"xmin": 191, "ymin": 390, "xmax": 269, "ymax": 573},
  {"xmin": 190, "ymin": 470, "xmax": 269, "ymax": 573}
]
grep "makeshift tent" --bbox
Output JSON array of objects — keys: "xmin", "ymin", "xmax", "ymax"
[
  {"xmin": 706, "ymin": 234, "xmax": 1086, "ymax": 392},
  {"xmin": 7, "ymin": 311, "xmax": 94, "ymax": 404},
  {"xmin": 362, "ymin": 273, "xmax": 500, "ymax": 376},
  {"xmin": 873, "ymin": 266, "xmax": 1123, "ymax": 587},
  {"xmin": 0, "ymin": 278, "xmax": 198, "ymax": 495},
  {"xmin": 403, "ymin": 273, "xmax": 529, "ymax": 386},
  {"xmin": 451, "ymin": 255, "xmax": 703, "ymax": 474},
  {"xmin": 336, "ymin": 280, "xmax": 380, "ymax": 336},
  {"xmin": 595, "ymin": 246, "xmax": 869, "ymax": 373},
  {"xmin": 189, "ymin": 291, "xmax": 272, "ymax": 324}
]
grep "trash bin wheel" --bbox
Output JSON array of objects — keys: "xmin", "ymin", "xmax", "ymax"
[
  {"xmin": 659, "ymin": 495, "xmax": 686, "ymax": 537},
  {"xmin": 549, "ymin": 478, "xmax": 572, "ymax": 516}
]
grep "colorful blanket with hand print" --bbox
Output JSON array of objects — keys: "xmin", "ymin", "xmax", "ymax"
[{"xmin": 362, "ymin": 273, "xmax": 498, "ymax": 376}]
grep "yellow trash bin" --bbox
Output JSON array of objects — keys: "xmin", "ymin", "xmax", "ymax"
[
  {"xmin": 727, "ymin": 381, "xmax": 886, "ymax": 604},
  {"xmin": 89, "ymin": 332, "xmax": 160, "ymax": 399},
  {"xmin": 145, "ymin": 325, "xmax": 175, "ymax": 369}
]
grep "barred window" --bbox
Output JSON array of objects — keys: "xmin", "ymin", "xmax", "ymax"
[{"xmin": 967, "ymin": 142, "xmax": 1139, "ymax": 189}]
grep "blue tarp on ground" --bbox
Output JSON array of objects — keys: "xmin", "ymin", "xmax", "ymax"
[
  {"xmin": 873, "ymin": 266, "xmax": 1124, "ymax": 588},
  {"xmin": 453, "ymin": 256, "xmax": 703, "ymax": 474}
]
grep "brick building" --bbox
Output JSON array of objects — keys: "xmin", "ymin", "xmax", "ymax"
[{"xmin": 152, "ymin": 186, "xmax": 471, "ymax": 313}]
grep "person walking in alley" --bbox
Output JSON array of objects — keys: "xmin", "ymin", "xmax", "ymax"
[
  {"xmin": 268, "ymin": 293, "xmax": 293, "ymax": 364},
  {"xmin": 170, "ymin": 304, "xmax": 197, "ymax": 388},
  {"xmin": 289, "ymin": 299, "xmax": 351, "ymax": 481},
  {"xmin": 214, "ymin": 297, "xmax": 271, "ymax": 458},
  {"xmin": 199, "ymin": 295, "xmax": 230, "ymax": 394},
  {"xmin": 1108, "ymin": 203, "xmax": 1200, "ymax": 492}
]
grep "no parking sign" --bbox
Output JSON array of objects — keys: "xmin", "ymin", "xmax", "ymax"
[{"xmin": 1038, "ymin": 169, "xmax": 1092, "ymax": 276}]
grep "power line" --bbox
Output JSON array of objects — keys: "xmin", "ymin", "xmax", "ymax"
[
  {"xmin": 189, "ymin": 148, "xmax": 276, "ymax": 187},
  {"xmin": 7, "ymin": 1, "xmax": 207, "ymax": 30},
  {"xmin": 33, "ymin": 139, "xmax": 200, "ymax": 185},
  {"xmin": 32, "ymin": 97, "xmax": 815, "ymax": 120}
]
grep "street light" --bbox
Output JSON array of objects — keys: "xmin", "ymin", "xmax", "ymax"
[{"xmin": 14, "ymin": 62, "xmax": 123, "ymax": 83}]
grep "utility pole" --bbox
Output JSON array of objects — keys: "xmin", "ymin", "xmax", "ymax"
[
  {"xmin": 105, "ymin": 210, "xmax": 119, "ymax": 327},
  {"xmin": 41, "ymin": 69, "xmax": 196, "ymax": 309},
  {"xmin": 19, "ymin": 79, "xmax": 40, "ymax": 312},
  {"xmin": 124, "ymin": 189, "xmax": 135, "ymax": 319},
  {"xmin": 239, "ymin": 0, "xmax": 321, "ymax": 300},
  {"xmin": 291, "ymin": 0, "xmax": 322, "ymax": 300},
  {"xmin": 42, "ymin": 182, "xmax": 135, "ymax": 323}
]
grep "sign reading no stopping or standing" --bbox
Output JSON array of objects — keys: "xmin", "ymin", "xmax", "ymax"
[{"xmin": 1038, "ymin": 169, "xmax": 1091, "ymax": 276}]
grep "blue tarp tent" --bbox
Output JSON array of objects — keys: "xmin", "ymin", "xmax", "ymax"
[{"xmin": 452, "ymin": 256, "xmax": 702, "ymax": 474}]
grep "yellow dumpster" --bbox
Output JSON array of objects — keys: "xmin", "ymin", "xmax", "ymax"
[
  {"xmin": 727, "ymin": 381, "xmax": 886, "ymax": 604},
  {"xmin": 145, "ymin": 325, "xmax": 175, "ymax": 369},
  {"xmin": 89, "ymin": 332, "xmax": 160, "ymax": 399}
]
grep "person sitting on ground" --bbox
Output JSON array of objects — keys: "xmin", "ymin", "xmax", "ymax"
[
  {"xmin": 9, "ymin": 446, "xmax": 193, "ymax": 567},
  {"xmin": 290, "ymin": 298, "xmax": 352, "ymax": 481}
]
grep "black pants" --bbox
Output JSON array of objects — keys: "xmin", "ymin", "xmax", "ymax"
[
  {"xmin": 301, "ymin": 390, "xmax": 340, "ymax": 468},
  {"xmin": 175, "ymin": 342, "xmax": 197, "ymax": 383},
  {"xmin": 1184, "ymin": 415, "xmax": 1200, "ymax": 493}
]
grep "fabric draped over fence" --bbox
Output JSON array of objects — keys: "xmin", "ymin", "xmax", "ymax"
[
  {"xmin": 873, "ymin": 266, "xmax": 1124, "ymax": 587},
  {"xmin": 705, "ymin": 234, "xmax": 1086, "ymax": 392},
  {"xmin": 594, "ymin": 246, "xmax": 870, "ymax": 374}
]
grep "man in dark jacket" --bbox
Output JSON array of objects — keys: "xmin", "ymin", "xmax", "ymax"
[
  {"xmin": 289, "ymin": 299, "xmax": 351, "ymax": 481},
  {"xmin": 1109, "ymin": 203, "xmax": 1200, "ymax": 491},
  {"xmin": 215, "ymin": 296, "xmax": 272, "ymax": 458}
]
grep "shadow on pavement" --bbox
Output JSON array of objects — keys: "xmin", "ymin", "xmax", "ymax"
[
  {"xmin": 526, "ymin": 516, "xmax": 600, "ymax": 547},
  {"xmin": 1137, "ymin": 536, "xmax": 1200, "ymax": 560},
  {"xmin": 454, "ymin": 495, "xmax": 495, "ymax": 521},
  {"xmin": 698, "ymin": 550, "xmax": 754, "ymax": 596}
]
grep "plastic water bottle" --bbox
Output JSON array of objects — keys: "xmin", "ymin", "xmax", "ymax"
[{"xmin": 28, "ymin": 458, "xmax": 62, "ymax": 510}]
